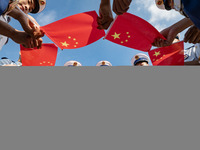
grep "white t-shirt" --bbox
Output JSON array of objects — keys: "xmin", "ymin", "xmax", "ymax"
[
  {"xmin": 0, "ymin": 15, "xmax": 10, "ymax": 51},
  {"xmin": 184, "ymin": 44, "xmax": 200, "ymax": 62}
]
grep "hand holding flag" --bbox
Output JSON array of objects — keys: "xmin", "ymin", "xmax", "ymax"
[
  {"xmin": 105, "ymin": 13, "xmax": 166, "ymax": 52},
  {"xmin": 148, "ymin": 41, "xmax": 184, "ymax": 66},
  {"xmin": 41, "ymin": 11, "xmax": 105, "ymax": 50}
]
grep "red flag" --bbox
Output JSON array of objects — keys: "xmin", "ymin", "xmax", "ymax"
[
  {"xmin": 20, "ymin": 44, "xmax": 58, "ymax": 66},
  {"xmin": 148, "ymin": 41, "xmax": 184, "ymax": 66},
  {"xmin": 41, "ymin": 11, "xmax": 105, "ymax": 50},
  {"xmin": 105, "ymin": 13, "xmax": 166, "ymax": 52}
]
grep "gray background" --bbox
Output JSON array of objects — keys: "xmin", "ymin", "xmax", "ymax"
[{"xmin": 0, "ymin": 67, "xmax": 199, "ymax": 150}]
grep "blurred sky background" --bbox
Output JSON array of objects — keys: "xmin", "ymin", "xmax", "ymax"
[{"xmin": 0, "ymin": 0, "xmax": 190, "ymax": 66}]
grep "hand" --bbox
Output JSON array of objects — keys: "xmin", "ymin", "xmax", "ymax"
[
  {"xmin": 8, "ymin": 8, "xmax": 44, "ymax": 38},
  {"xmin": 113, "ymin": 0, "xmax": 132, "ymax": 15},
  {"xmin": 97, "ymin": 1, "xmax": 114, "ymax": 30},
  {"xmin": 152, "ymin": 27, "xmax": 179, "ymax": 47},
  {"xmin": 184, "ymin": 25, "xmax": 200, "ymax": 44},
  {"xmin": 11, "ymin": 30, "xmax": 42, "ymax": 48},
  {"xmin": 19, "ymin": 14, "xmax": 44, "ymax": 39}
]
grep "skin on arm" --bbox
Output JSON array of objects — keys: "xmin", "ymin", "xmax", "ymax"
[
  {"xmin": 152, "ymin": 18, "xmax": 193, "ymax": 47},
  {"xmin": 8, "ymin": 7, "xmax": 44, "ymax": 39},
  {"xmin": 184, "ymin": 60, "xmax": 200, "ymax": 65},
  {"xmin": 113, "ymin": 0, "xmax": 132, "ymax": 15},
  {"xmin": 97, "ymin": 0, "xmax": 113, "ymax": 30},
  {"xmin": 0, "ymin": 20, "xmax": 41, "ymax": 48},
  {"xmin": 184, "ymin": 25, "xmax": 200, "ymax": 44}
]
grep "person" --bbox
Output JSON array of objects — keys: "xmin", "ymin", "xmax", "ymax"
[
  {"xmin": 96, "ymin": 60, "xmax": 112, "ymax": 66},
  {"xmin": 64, "ymin": 60, "xmax": 82, "ymax": 66},
  {"xmin": 184, "ymin": 44, "xmax": 200, "ymax": 65},
  {"xmin": 0, "ymin": 0, "xmax": 46, "ymax": 50},
  {"xmin": 0, "ymin": 51, "xmax": 22, "ymax": 66},
  {"xmin": 98, "ymin": 0, "xmax": 132, "ymax": 30},
  {"xmin": 131, "ymin": 53, "xmax": 150, "ymax": 66},
  {"xmin": 155, "ymin": 0, "xmax": 200, "ymax": 29},
  {"xmin": 155, "ymin": 32, "xmax": 200, "ymax": 65},
  {"xmin": 154, "ymin": 0, "xmax": 200, "ymax": 45}
]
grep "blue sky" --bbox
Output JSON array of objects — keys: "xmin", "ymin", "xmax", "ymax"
[{"xmin": 0, "ymin": 0, "xmax": 192, "ymax": 66}]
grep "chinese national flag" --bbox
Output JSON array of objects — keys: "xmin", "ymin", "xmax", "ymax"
[
  {"xmin": 105, "ymin": 13, "xmax": 166, "ymax": 52},
  {"xmin": 148, "ymin": 41, "xmax": 184, "ymax": 66},
  {"xmin": 20, "ymin": 44, "xmax": 58, "ymax": 66},
  {"xmin": 41, "ymin": 11, "xmax": 105, "ymax": 50}
]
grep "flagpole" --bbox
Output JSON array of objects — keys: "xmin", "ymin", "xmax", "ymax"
[{"xmin": 103, "ymin": 15, "xmax": 118, "ymax": 40}]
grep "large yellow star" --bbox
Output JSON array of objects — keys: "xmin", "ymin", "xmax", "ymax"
[
  {"xmin": 153, "ymin": 51, "xmax": 161, "ymax": 57},
  {"xmin": 61, "ymin": 41, "xmax": 69, "ymax": 47},
  {"xmin": 111, "ymin": 32, "xmax": 121, "ymax": 39}
]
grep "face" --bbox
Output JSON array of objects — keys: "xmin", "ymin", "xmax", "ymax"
[
  {"xmin": 167, "ymin": 0, "xmax": 174, "ymax": 8},
  {"xmin": 18, "ymin": 0, "xmax": 36, "ymax": 14},
  {"xmin": 172, "ymin": 38, "xmax": 180, "ymax": 43},
  {"xmin": 135, "ymin": 62, "xmax": 149, "ymax": 66}
]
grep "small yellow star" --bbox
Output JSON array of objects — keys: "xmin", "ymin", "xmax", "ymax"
[
  {"xmin": 68, "ymin": 36, "xmax": 71, "ymax": 39},
  {"xmin": 121, "ymin": 41, "xmax": 124, "ymax": 44},
  {"xmin": 61, "ymin": 41, "xmax": 69, "ymax": 47},
  {"xmin": 125, "ymin": 40, "xmax": 128, "ymax": 42},
  {"xmin": 73, "ymin": 38, "xmax": 76, "ymax": 41},
  {"xmin": 128, "ymin": 35, "xmax": 131, "ymax": 38},
  {"xmin": 153, "ymin": 51, "xmax": 161, "ymax": 57},
  {"xmin": 126, "ymin": 32, "xmax": 129, "ymax": 34},
  {"xmin": 111, "ymin": 32, "xmax": 121, "ymax": 39}
]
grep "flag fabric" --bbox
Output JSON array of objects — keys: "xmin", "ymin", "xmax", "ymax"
[
  {"xmin": 20, "ymin": 44, "xmax": 58, "ymax": 66},
  {"xmin": 148, "ymin": 41, "xmax": 184, "ymax": 66},
  {"xmin": 41, "ymin": 11, "xmax": 105, "ymax": 50},
  {"xmin": 105, "ymin": 13, "xmax": 166, "ymax": 52}
]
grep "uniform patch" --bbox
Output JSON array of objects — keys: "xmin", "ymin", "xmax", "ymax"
[{"xmin": 184, "ymin": 54, "xmax": 189, "ymax": 60}]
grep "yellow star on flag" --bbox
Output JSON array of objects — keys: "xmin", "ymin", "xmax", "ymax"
[
  {"xmin": 61, "ymin": 41, "xmax": 69, "ymax": 47},
  {"xmin": 153, "ymin": 51, "xmax": 161, "ymax": 57},
  {"xmin": 111, "ymin": 32, "xmax": 121, "ymax": 39}
]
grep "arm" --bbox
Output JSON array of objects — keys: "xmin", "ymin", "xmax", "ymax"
[
  {"xmin": 97, "ymin": 0, "xmax": 113, "ymax": 30},
  {"xmin": 113, "ymin": 0, "xmax": 132, "ymax": 15},
  {"xmin": 8, "ymin": 7, "xmax": 44, "ymax": 39},
  {"xmin": 152, "ymin": 18, "xmax": 193, "ymax": 47},
  {"xmin": 0, "ymin": 20, "xmax": 42, "ymax": 48},
  {"xmin": 184, "ymin": 61, "xmax": 200, "ymax": 65},
  {"xmin": 184, "ymin": 25, "xmax": 200, "ymax": 44}
]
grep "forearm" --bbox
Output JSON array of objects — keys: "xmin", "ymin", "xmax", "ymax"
[
  {"xmin": 184, "ymin": 60, "xmax": 200, "ymax": 65},
  {"xmin": 0, "ymin": 20, "xmax": 16, "ymax": 38},
  {"xmin": 169, "ymin": 18, "xmax": 193, "ymax": 33},
  {"xmin": 100, "ymin": 0, "xmax": 110, "ymax": 5}
]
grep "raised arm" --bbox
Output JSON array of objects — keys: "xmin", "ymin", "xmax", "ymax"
[{"xmin": 97, "ymin": 0, "xmax": 113, "ymax": 30}]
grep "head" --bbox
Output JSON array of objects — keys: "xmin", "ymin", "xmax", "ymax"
[
  {"xmin": 96, "ymin": 60, "xmax": 112, "ymax": 66},
  {"xmin": 64, "ymin": 61, "xmax": 82, "ymax": 67},
  {"xmin": 172, "ymin": 34, "xmax": 180, "ymax": 43},
  {"xmin": 17, "ymin": 0, "xmax": 46, "ymax": 14},
  {"xmin": 135, "ymin": 61, "xmax": 149, "ymax": 66},
  {"xmin": 131, "ymin": 53, "xmax": 150, "ymax": 66},
  {"xmin": 155, "ymin": 0, "xmax": 174, "ymax": 10}
]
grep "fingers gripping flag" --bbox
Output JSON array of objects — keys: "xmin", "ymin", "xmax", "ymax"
[
  {"xmin": 41, "ymin": 11, "xmax": 105, "ymax": 50},
  {"xmin": 148, "ymin": 41, "xmax": 184, "ymax": 66},
  {"xmin": 105, "ymin": 13, "xmax": 166, "ymax": 52},
  {"xmin": 20, "ymin": 44, "xmax": 58, "ymax": 66}
]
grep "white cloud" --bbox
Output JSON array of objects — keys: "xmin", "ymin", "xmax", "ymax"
[
  {"xmin": 134, "ymin": 0, "xmax": 183, "ymax": 30},
  {"xmin": 36, "ymin": 11, "xmax": 57, "ymax": 26}
]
